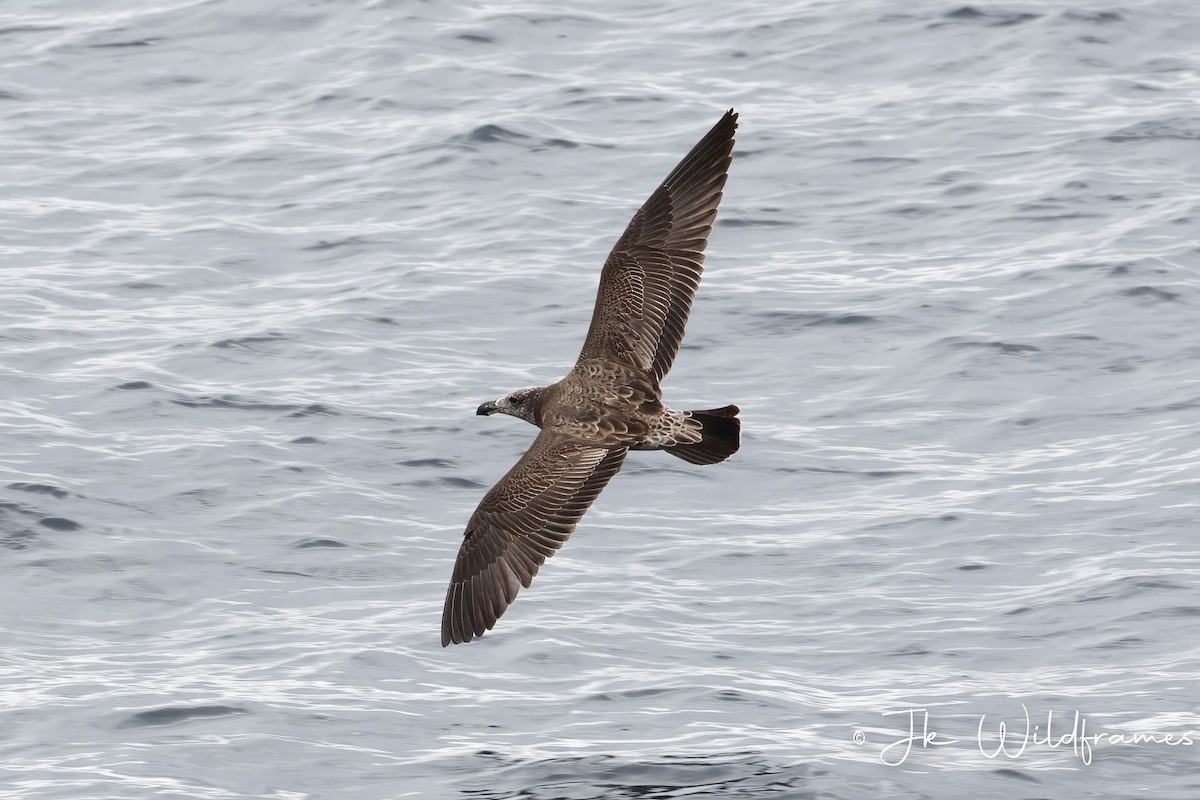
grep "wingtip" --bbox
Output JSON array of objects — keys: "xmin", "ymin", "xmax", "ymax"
[{"xmin": 712, "ymin": 109, "xmax": 737, "ymax": 143}]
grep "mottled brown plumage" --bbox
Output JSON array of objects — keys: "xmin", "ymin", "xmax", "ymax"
[{"xmin": 442, "ymin": 110, "xmax": 742, "ymax": 646}]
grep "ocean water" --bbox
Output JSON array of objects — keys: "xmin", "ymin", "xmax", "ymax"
[{"xmin": 2, "ymin": 0, "xmax": 1199, "ymax": 797}]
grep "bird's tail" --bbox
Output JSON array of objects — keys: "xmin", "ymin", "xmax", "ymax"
[{"xmin": 665, "ymin": 405, "xmax": 741, "ymax": 465}]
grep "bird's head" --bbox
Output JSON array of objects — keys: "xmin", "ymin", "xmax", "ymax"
[{"xmin": 477, "ymin": 386, "xmax": 544, "ymax": 426}]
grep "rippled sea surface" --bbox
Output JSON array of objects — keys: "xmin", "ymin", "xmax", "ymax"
[{"xmin": 3, "ymin": 0, "xmax": 1200, "ymax": 797}]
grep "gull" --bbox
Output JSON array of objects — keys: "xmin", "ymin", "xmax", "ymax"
[{"xmin": 442, "ymin": 110, "xmax": 741, "ymax": 646}]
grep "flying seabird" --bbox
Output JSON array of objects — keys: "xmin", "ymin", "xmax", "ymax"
[{"xmin": 442, "ymin": 109, "xmax": 741, "ymax": 646}]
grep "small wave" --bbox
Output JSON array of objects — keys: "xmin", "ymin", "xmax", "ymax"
[
  {"xmin": 116, "ymin": 705, "xmax": 248, "ymax": 729},
  {"xmin": 936, "ymin": 6, "xmax": 1042, "ymax": 27},
  {"xmin": 1105, "ymin": 119, "xmax": 1200, "ymax": 142}
]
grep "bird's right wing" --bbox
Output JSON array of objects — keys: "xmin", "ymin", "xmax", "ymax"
[
  {"xmin": 441, "ymin": 430, "xmax": 627, "ymax": 646},
  {"xmin": 577, "ymin": 109, "xmax": 737, "ymax": 383}
]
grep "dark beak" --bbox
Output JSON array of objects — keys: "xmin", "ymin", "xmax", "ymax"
[{"xmin": 476, "ymin": 401, "xmax": 498, "ymax": 416}]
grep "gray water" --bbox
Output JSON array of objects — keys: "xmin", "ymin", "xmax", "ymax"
[{"xmin": 3, "ymin": 0, "xmax": 1199, "ymax": 797}]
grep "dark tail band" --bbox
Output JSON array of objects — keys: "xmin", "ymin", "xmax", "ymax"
[{"xmin": 666, "ymin": 405, "xmax": 740, "ymax": 465}]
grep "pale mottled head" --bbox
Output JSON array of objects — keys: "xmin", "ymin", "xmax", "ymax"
[{"xmin": 476, "ymin": 386, "xmax": 544, "ymax": 425}]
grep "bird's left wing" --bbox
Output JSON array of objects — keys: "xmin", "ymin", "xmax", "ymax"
[{"xmin": 442, "ymin": 430, "xmax": 627, "ymax": 646}]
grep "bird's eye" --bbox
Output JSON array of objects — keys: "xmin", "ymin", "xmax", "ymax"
[{"xmin": 512, "ymin": 396, "xmax": 523, "ymax": 405}]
